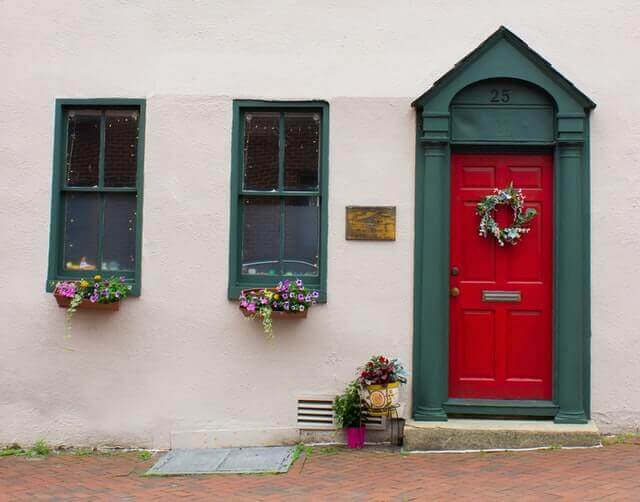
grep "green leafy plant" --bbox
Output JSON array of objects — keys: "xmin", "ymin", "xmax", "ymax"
[
  {"xmin": 334, "ymin": 381, "xmax": 365, "ymax": 429},
  {"xmin": 290, "ymin": 442, "xmax": 313, "ymax": 464},
  {"xmin": 138, "ymin": 450, "xmax": 153, "ymax": 460},
  {"xmin": 27, "ymin": 439, "xmax": 51, "ymax": 457},
  {"xmin": 0, "ymin": 444, "xmax": 24, "ymax": 456}
]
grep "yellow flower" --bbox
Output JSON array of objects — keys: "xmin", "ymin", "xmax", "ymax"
[
  {"xmin": 80, "ymin": 280, "xmax": 90, "ymax": 288},
  {"xmin": 274, "ymin": 294, "xmax": 280, "ymax": 300},
  {"xmin": 93, "ymin": 275, "xmax": 102, "ymax": 281}
]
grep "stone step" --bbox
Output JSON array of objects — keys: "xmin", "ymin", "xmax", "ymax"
[{"xmin": 403, "ymin": 419, "xmax": 601, "ymax": 451}]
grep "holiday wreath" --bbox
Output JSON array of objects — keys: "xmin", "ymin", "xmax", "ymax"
[{"xmin": 476, "ymin": 184, "xmax": 537, "ymax": 246}]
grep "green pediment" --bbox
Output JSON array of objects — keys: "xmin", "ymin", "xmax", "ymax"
[{"xmin": 412, "ymin": 26, "xmax": 595, "ymax": 114}]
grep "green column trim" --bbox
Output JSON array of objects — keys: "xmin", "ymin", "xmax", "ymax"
[
  {"xmin": 553, "ymin": 142, "xmax": 589, "ymax": 424},
  {"xmin": 411, "ymin": 27, "xmax": 595, "ymax": 423},
  {"xmin": 413, "ymin": 140, "xmax": 449, "ymax": 421}
]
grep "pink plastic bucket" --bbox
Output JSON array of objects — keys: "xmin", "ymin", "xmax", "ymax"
[{"xmin": 346, "ymin": 426, "xmax": 366, "ymax": 449}]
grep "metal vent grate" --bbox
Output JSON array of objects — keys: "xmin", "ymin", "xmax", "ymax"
[
  {"xmin": 297, "ymin": 395, "xmax": 335, "ymax": 430},
  {"xmin": 296, "ymin": 395, "xmax": 386, "ymax": 431}
]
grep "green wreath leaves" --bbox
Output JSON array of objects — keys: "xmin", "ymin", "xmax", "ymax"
[{"xmin": 477, "ymin": 184, "xmax": 537, "ymax": 246}]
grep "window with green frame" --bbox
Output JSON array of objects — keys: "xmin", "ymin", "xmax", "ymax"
[
  {"xmin": 228, "ymin": 101, "xmax": 328, "ymax": 300},
  {"xmin": 47, "ymin": 99, "xmax": 145, "ymax": 295}
]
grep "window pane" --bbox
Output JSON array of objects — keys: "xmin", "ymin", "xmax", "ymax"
[
  {"xmin": 284, "ymin": 197, "xmax": 319, "ymax": 276},
  {"xmin": 65, "ymin": 111, "xmax": 100, "ymax": 187},
  {"xmin": 284, "ymin": 113, "xmax": 320, "ymax": 191},
  {"xmin": 63, "ymin": 192, "xmax": 99, "ymax": 271},
  {"xmin": 241, "ymin": 197, "xmax": 280, "ymax": 276},
  {"xmin": 243, "ymin": 112, "xmax": 279, "ymax": 191},
  {"xmin": 103, "ymin": 193, "xmax": 137, "ymax": 271},
  {"xmin": 104, "ymin": 110, "xmax": 138, "ymax": 187}
]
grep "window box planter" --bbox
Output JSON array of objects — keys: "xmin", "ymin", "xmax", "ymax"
[
  {"xmin": 239, "ymin": 289, "xmax": 307, "ymax": 319},
  {"xmin": 238, "ymin": 280, "xmax": 319, "ymax": 338},
  {"xmin": 54, "ymin": 293, "xmax": 120, "ymax": 311}
]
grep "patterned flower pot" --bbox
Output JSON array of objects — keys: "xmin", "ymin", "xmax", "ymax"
[
  {"xmin": 345, "ymin": 426, "xmax": 366, "ymax": 449},
  {"xmin": 54, "ymin": 293, "xmax": 120, "ymax": 311},
  {"xmin": 362, "ymin": 382, "xmax": 400, "ymax": 416}
]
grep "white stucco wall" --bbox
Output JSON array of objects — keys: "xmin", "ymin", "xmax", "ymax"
[{"xmin": 1, "ymin": 1, "xmax": 639, "ymax": 447}]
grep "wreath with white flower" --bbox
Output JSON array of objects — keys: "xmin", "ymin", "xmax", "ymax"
[{"xmin": 476, "ymin": 184, "xmax": 537, "ymax": 246}]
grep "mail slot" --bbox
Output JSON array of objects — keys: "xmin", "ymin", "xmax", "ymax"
[{"xmin": 482, "ymin": 290, "xmax": 521, "ymax": 302}]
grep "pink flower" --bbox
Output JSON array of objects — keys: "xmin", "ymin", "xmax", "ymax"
[{"xmin": 247, "ymin": 303, "xmax": 256, "ymax": 313}]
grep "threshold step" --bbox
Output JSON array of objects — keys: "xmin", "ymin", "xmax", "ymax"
[{"xmin": 403, "ymin": 419, "xmax": 600, "ymax": 451}]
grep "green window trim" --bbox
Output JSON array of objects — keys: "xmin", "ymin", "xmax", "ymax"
[
  {"xmin": 228, "ymin": 100, "xmax": 329, "ymax": 301},
  {"xmin": 46, "ymin": 98, "xmax": 145, "ymax": 296}
]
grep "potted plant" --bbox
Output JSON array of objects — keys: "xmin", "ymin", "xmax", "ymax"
[
  {"xmin": 52, "ymin": 275, "xmax": 131, "ymax": 334},
  {"xmin": 334, "ymin": 381, "xmax": 366, "ymax": 449},
  {"xmin": 239, "ymin": 279, "xmax": 320, "ymax": 338},
  {"xmin": 357, "ymin": 356, "xmax": 408, "ymax": 416}
]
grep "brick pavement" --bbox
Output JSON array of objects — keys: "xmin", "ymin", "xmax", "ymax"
[{"xmin": 1, "ymin": 443, "xmax": 640, "ymax": 501}]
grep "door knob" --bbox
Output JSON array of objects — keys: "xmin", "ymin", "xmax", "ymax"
[{"xmin": 451, "ymin": 287, "xmax": 460, "ymax": 297}]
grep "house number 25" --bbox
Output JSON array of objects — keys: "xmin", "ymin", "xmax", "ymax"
[{"xmin": 490, "ymin": 89, "xmax": 511, "ymax": 103}]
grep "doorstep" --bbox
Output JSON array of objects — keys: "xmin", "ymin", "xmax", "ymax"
[{"xmin": 403, "ymin": 419, "xmax": 600, "ymax": 451}]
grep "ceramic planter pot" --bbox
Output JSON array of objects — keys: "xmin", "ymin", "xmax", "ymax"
[
  {"xmin": 362, "ymin": 381, "xmax": 400, "ymax": 416},
  {"xmin": 54, "ymin": 293, "xmax": 120, "ymax": 311},
  {"xmin": 345, "ymin": 425, "xmax": 366, "ymax": 449}
]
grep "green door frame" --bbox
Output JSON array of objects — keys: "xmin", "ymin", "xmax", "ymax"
[{"xmin": 411, "ymin": 27, "xmax": 596, "ymax": 423}]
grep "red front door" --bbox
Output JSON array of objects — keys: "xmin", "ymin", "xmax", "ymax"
[{"xmin": 449, "ymin": 153, "xmax": 553, "ymax": 400}]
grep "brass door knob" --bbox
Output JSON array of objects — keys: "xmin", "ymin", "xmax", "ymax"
[{"xmin": 450, "ymin": 287, "xmax": 460, "ymax": 297}]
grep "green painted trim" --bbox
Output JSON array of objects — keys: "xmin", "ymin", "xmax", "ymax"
[
  {"xmin": 412, "ymin": 26, "xmax": 595, "ymax": 110},
  {"xmin": 46, "ymin": 98, "xmax": 145, "ymax": 296},
  {"xmin": 227, "ymin": 100, "xmax": 329, "ymax": 302},
  {"xmin": 443, "ymin": 399, "xmax": 558, "ymax": 417},
  {"xmin": 412, "ymin": 28, "xmax": 592, "ymax": 423}
]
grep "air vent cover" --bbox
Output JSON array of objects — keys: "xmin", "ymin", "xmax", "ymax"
[
  {"xmin": 297, "ymin": 395, "xmax": 335, "ymax": 430},
  {"xmin": 296, "ymin": 395, "xmax": 386, "ymax": 430}
]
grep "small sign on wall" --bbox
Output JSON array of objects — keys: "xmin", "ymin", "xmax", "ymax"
[{"xmin": 345, "ymin": 206, "xmax": 396, "ymax": 241}]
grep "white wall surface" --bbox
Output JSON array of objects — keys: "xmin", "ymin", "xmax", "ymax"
[{"xmin": 1, "ymin": 0, "xmax": 639, "ymax": 446}]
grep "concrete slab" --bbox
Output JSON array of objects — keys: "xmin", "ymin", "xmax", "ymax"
[
  {"xmin": 403, "ymin": 419, "xmax": 601, "ymax": 451},
  {"xmin": 146, "ymin": 446, "xmax": 294, "ymax": 475}
]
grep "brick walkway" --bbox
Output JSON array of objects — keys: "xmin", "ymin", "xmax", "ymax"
[{"xmin": 1, "ymin": 443, "xmax": 640, "ymax": 501}]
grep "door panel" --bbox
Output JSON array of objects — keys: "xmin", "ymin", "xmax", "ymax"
[{"xmin": 449, "ymin": 153, "xmax": 553, "ymax": 400}]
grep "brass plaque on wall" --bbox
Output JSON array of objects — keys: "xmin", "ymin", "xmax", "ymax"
[{"xmin": 345, "ymin": 206, "xmax": 396, "ymax": 241}]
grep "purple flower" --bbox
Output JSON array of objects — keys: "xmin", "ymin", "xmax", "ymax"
[
  {"xmin": 299, "ymin": 305, "xmax": 305, "ymax": 312},
  {"xmin": 290, "ymin": 292, "xmax": 295, "ymax": 299},
  {"xmin": 312, "ymin": 291, "xmax": 320, "ymax": 298},
  {"xmin": 284, "ymin": 302, "xmax": 290, "ymax": 311},
  {"xmin": 282, "ymin": 279, "xmax": 291, "ymax": 291},
  {"xmin": 120, "ymin": 276, "xmax": 125, "ymax": 283},
  {"xmin": 276, "ymin": 282, "xmax": 283, "ymax": 291},
  {"xmin": 247, "ymin": 303, "xmax": 256, "ymax": 313},
  {"xmin": 115, "ymin": 291, "xmax": 121, "ymax": 298},
  {"xmin": 260, "ymin": 297, "xmax": 268, "ymax": 305},
  {"xmin": 240, "ymin": 300, "xmax": 248, "ymax": 308},
  {"xmin": 298, "ymin": 293, "xmax": 304, "ymax": 301},
  {"xmin": 295, "ymin": 279, "xmax": 303, "ymax": 287},
  {"xmin": 102, "ymin": 288, "xmax": 109, "ymax": 296},
  {"xmin": 305, "ymin": 295, "xmax": 311, "ymax": 302},
  {"xmin": 90, "ymin": 294, "xmax": 98, "ymax": 303}
]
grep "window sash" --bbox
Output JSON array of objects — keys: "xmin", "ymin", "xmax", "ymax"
[
  {"xmin": 229, "ymin": 102, "xmax": 328, "ymax": 300},
  {"xmin": 47, "ymin": 100, "xmax": 145, "ymax": 295}
]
